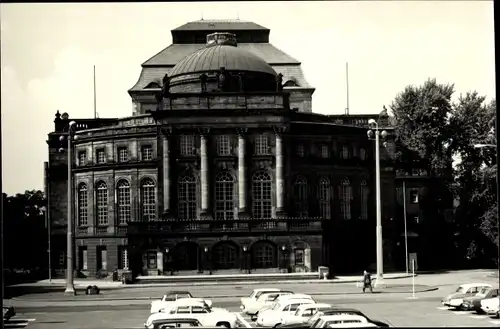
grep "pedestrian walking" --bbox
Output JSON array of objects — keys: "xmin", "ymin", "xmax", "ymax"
[{"xmin": 362, "ymin": 270, "xmax": 373, "ymax": 293}]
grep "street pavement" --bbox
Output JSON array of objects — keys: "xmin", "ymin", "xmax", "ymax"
[{"xmin": 4, "ymin": 269, "xmax": 499, "ymax": 328}]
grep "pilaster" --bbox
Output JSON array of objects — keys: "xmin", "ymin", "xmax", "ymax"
[
  {"xmin": 236, "ymin": 128, "xmax": 250, "ymax": 219},
  {"xmin": 274, "ymin": 126, "xmax": 287, "ymax": 217},
  {"xmin": 161, "ymin": 127, "xmax": 172, "ymax": 218},
  {"xmin": 199, "ymin": 128, "xmax": 211, "ymax": 219}
]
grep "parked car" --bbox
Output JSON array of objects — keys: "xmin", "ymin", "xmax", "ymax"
[
  {"xmin": 461, "ymin": 287, "xmax": 499, "ymax": 313},
  {"xmin": 254, "ymin": 294, "xmax": 316, "ymax": 321},
  {"xmin": 441, "ymin": 283, "xmax": 492, "ymax": 309},
  {"xmin": 302, "ymin": 308, "xmax": 390, "ymax": 328},
  {"xmin": 256, "ymin": 298, "xmax": 316, "ymax": 328},
  {"xmin": 147, "ymin": 316, "xmax": 204, "ymax": 329},
  {"xmin": 280, "ymin": 303, "xmax": 332, "ymax": 326},
  {"xmin": 241, "ymin": 290, "xmax": 294, "ymax": 317},
  {"xmin": 480, "ymin": 296, "xmax": 499, "ymax": 317},
  {"xmin": 145, "ymin": 299, "xmax": 237, "ymax": 328},
  {"xmin": 3, "ymin": 306, "xmax": 15, "ymax": 321},
  {"xmin": 311, "ymin": 314, "xmax": 379, "ymax": 328},
  {"xmin": 150, "ymin": 290, "xmax": 212, "ymax": 313}
]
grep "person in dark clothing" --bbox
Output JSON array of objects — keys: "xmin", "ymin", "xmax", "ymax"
[{"xmin": 362, "ymin": 270, "xmax": 373, "ymax": 293}]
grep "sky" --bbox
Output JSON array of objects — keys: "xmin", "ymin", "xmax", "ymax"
[{"xmin": 0, "ymin": 1, "xmax": 495, "ymax": 195}]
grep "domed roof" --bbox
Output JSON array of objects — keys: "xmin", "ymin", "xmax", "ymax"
[{"xmin": 169, "ymin": 34, "xmax": 277, "ymax": 78}]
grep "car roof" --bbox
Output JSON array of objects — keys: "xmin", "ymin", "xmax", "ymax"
[
  {"xmin": 152, "ymin": 317, "xmax": 200, "ymax": 324},
  {"xmin": 280, "ymin": 299, "xmax": 315, "ymax": 306},
  {"xmin": 298, "ymin": 303, "xmax": 331, "ymax": 310},
  {"xmin": 278, "ymin": 294, "xmax": 312, "ymax": 300},
  {"xmin": 321, "ymin": 314, "xmax": 369, "ymax": 322},
  {"xmin": 165, "ymin": 291, "xmax": 191, "ymax": 295},
  {"xmin": 172, "ymin": 298, "xmax": 206, "ymax": 306},
  {"xmin": 320, "ymin": 308, "xmax": 365, "ymax": 315}
]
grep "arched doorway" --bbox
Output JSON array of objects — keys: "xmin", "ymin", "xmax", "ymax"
[
  {"xmin": 212, "ymin": 241, "xmax": 239, "ymax": 270},
  {"xmin": 171, "ymin": 242, "xmax": 199, "ymax": 271},
  {"xmin": 251, "ymin": 240, "xmax": 277, "ymax": 269}
]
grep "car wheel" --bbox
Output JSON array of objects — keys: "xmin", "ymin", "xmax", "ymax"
[
  {"xmin": 273, "ymin": 323, "xmax": 282, "ymax": 328},
  {"xmin": 216, "ymin": 322, "xmax": 230, "ymax": 328}
]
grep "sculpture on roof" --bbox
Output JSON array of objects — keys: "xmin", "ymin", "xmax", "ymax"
[
  {"xmin": 237, "ymin": 73, "xmax": 244, "ymax": 92},
  {"xmin": 217, "ymin": 67, "xmax": 228, "ymax": 91},
  {"xmin": 199, "ymin": 73, "xmax": 208, "ymax": 93},
  {"xmin": 276, "ymin": 73, "xmax": 283, "ymax": 92},
  {"xmin": 162, "ymin": 73, "xmax": 171, "ymax": 97}
]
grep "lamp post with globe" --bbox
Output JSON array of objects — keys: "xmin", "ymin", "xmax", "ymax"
[{"xmin": 367, "ymin": 118, "xmax": 388, "ymax": 287}]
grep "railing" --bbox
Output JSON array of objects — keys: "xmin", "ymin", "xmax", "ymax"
[{"xmin": 127, "ymin": 217, "xmax": 324, "ymax": 234}]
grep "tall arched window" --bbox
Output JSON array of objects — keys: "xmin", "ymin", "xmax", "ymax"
[
  {"xmin": 77, "ymin": 183, "xmax": 88, "ymax": 226},
  {"xmin": 318, "ymin": 177, "xmax": 331, "ymax": 220},
  {"xmin": 252, "ymin": 171, "xmax": 272, "ymax": 219},
  {"xmin": 360, "ymin": 180, "xmax": 369, "ymax": 220},
  {"xmin": 96, "ymin": 181, "xmax": 108, "ymax": 226},
  {"xmin": 339, "ymin": 178, "xmax": 352, "ymax": 220},
  {"xmin": 141, "ymin": 178, "xmax": 156, "ymax": 221},
  {"xmin": 215, "ymin": 172, "xmax": 234, "ymax": 220},
  {"xmin": 293, "ymin": 176, "xmax": 308, "ymax": 217},
  {"xmin": 117, "ymin": 180, "xmax": 131, "ymax": 224},
  {"xmin": 178, "ymin": 173, "xmax": 197, "ymax": 220}
]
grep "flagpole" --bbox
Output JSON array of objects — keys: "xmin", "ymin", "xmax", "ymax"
[{"xmin": 93, "ymin": 65, "xmax": 97, "ymax": 119}]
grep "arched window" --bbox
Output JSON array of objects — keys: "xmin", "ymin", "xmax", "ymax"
[
  {"xmin": 253, "ymin": 241, "xmax": 276, "ymax": 268},
  {"xmin": 339, "ymin": 178, "xmax": 352, "ymax": 220},
  {"xmin": 360, "ymin": 180, "xmax": 369, "ymax": 220},
  {"xmin": 215, "ymin": 172, "xmax": 234, "ymax": 220},
  {"xmin": 213, "ymin": 243, "xmax": 238, "ymax": 269},
  {"xmin": 77, "ymin": 183, "xmax": 88, "ymax": 226},
  {"xmin": 141, "ymin": 178, "xmax": 156, "ymax": 221},
  {"xmin": 178, "ymin": 174, "xmax": 197, "ymax": 220},
  {"xmin": 341, "ymin": 145, "xmax": 350, "ymax": 159},
  {"xmin": 252, "ymin": 171, "xmax": 272, "ymax": 219},
  {"xmin": 96, "ymin": 181, "xmax": 108, "ymax": 226},
  {"xmin": 318, "ymin": 177, "xmax": 331, "ymax": 220},
  {"xmin": 293, "ymin": 176, "xmax": 308, "ymax": 217},
  {"xmin": 117, "ymin": 180, "xmax": 131, "ymax": 224}
]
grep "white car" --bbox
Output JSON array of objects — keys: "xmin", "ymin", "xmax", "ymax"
[
  {"xmin": 145, "ymin": 299, "xmax": 237, "ymax": 328},
  {"xmin": 240, "ymin": 288, "xmax": 281, "ymax": 311},
  {"xmin": 241, "ymin": 291, "xmax": 294, "ymax": 316},
  {"xmin": 253, "ymin": 294, "xmax": 316, "ymax": 321},
  {"xmin": 481, "ymin": 296, "xmax": 499, "ymax": 316},
  {"xmin": 280, "ymin": 303, "xmax": 332, "ymax": 326},
  {"xmin": 312, "ymin": 315, "xmax": 378, "ymax": 328},
  {"xmin": 441, "ymin": 283, "xmax": 492, "ymax": 309},
  {"xmin": 256, "ymin": 298, "xmax": 316, "ymax": 327},
  {"xmin": 150, "ymin": 290, "xmax": 213, "ymax": 313}
]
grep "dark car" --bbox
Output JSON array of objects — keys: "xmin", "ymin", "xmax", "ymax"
[
  {"xmin": 150, "ymin": 317, "xmax": 203, "ymax": 329},
  {"xmin": 277, "ymin": 307, "xmax": 390, "ymax": 328},
  {"xmin": 3, "ymin": 306, "xmax": 15, "ymax": 321},
  {"xmin": 461, "ymin": 288, "xmax": 499, "ymax": 313}
]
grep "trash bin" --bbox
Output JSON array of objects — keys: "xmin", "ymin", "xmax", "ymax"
[{"xmin": 112, "ymin": 270, "xmax": 118, "ymax": 282}]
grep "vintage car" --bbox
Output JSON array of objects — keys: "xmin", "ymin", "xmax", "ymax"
[
  {"xmin": 300, "ymin": 308, "xmax": 390, "ymax": 328},
  {"xmin": 311, "ymin": 315, "xmax": 378, "ymax": 328},
  {"xmin": 279, "ymin": 303, "xmax": 332, "ymax": 326},
  {"xmin": 253, "ymin": 294, "xmax": 316, "ymax": 321},
  {"xmin": 241, "ymin": 291, "xmax": 294, "ymax": 317},
  {"xmin": 256, "ymin": 297, "xmax": 316, "ymax": 328},
  {"xmin": 240, "ymin": 288, "xmax": 281, "ymax": 311},
  {"xmin": 480, "ymin": 296, "xmax": 500, "ymax": 316},
  {"xmin": 150, "ymin": 290, "xmax": 212, "ymax": 313},
  {"xmin": 460, "ymin": 287, "xmax": 499, "ymax": 312},
  {"xmin": 147, "ymin": 316, "xmax": 204, "ymax": 329},
  {"xmin": 441, "ymin": 283, "xmax": 492, "ymax": 309},
  {"xmin": 145, "ymin": 299, "xmax": 237, "ymax": 328}
]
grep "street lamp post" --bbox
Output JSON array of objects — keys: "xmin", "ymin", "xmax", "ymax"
[
  {"xmin": 367, "ymin": 118, "xmax": 388, "ymax": 286},
  {"xmin": 59, "ymin": 120, "xmax": 77, "ymax": 295},
  {"xmin": 473, "ymin": 142, "xmax": 499, "ymax": 290}
]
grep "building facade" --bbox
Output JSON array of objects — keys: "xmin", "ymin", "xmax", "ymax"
[{"xmin": 46, "ymin": 20, "xmax": 400, "ymax": 278}]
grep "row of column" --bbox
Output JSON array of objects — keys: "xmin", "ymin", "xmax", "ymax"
[{"xmin": 161, "ymin": 128, "xmax": 285, "ymax": 216}]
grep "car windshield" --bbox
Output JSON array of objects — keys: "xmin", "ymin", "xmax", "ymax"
[
  {"xmin": 455, "ymin": 287, "xmax": 465, "ymax": 293},
  {"xmin": 479, "ymin": 287, "xmax": 490, "ymax": 295}
]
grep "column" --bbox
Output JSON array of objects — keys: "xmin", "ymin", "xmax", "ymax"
[
  {"xmin": 238, "ymin": 130, "xmax": 246, "ymax": 213},
  {"xmin": 156, "ymin": 251, "xmax": 164, "ymax": 274},
  {"xmin": 275, "ymin": 130, "xmax": 285, "ymax": 214},
  {"xmin": 162, "ymin": 137, "xmax": 170, "ymax": 213},
  {"xmin": 200, "ymin": 130, "xmax": 209, "ymax": 213}
]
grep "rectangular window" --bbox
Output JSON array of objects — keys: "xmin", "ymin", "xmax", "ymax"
[
  {"xmin": 295, "ymin": 249, "xmax": 305, "ymax": 265},
  {"xmin": 341, "ymin": 145, "xmax": 350, "ymax": 159},
  {"xmin": 255, "ymin": 134, "xmax": 268, "ymax": 155},
  {"xmin": 97, "ymin": 246, "xmax": 107, "ymax": 271},
  {"xmin": 147, "ymin": 251, "xmax": 157, "ymax": 269},
  {"xmin": 141, "ymin": 145, "xmax": 153, "ymax": 161},
  {"xmin": 321, "ymin": 144, "xmax": 329, "ymax": 158},
  {"xmin": 296, "ymin": 144, "xmax": 305, "ymax": 157},
  {"xmin": 180, "ymin": 135, "xmax": 195, "ymax": 156},
  {"xmin": 79, "ymin": 247, "xmax": 88, "ymax": 270},
  {"xmin": 410, "ymin": 190, "xmax": 419, "ymax": 203},
  {"xmin": 118, "ymin": 146, "xmax": 128, "ymax": 162},
  {"xmin": 119, "ymin": 246, "xmax": 129, "ymax": 270},
  {"xmin": 217, "ymin": 135, "xmax": 231, "ymax": 155},
  {"xmin": 59, "ymin": 251, "xmax": 65, "ymax": 266},
  {"xmin": 96, "ymin": 148, "xmax": 106, "ymax": 164},
  {"xmin": 78, "ymin": 151, "xmax": 87, "ymax": 166}
]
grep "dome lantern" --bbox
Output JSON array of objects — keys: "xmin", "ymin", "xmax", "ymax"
[{"xmin": 206, "ymin": 32, "xmax": 238, "ymax": 47}]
